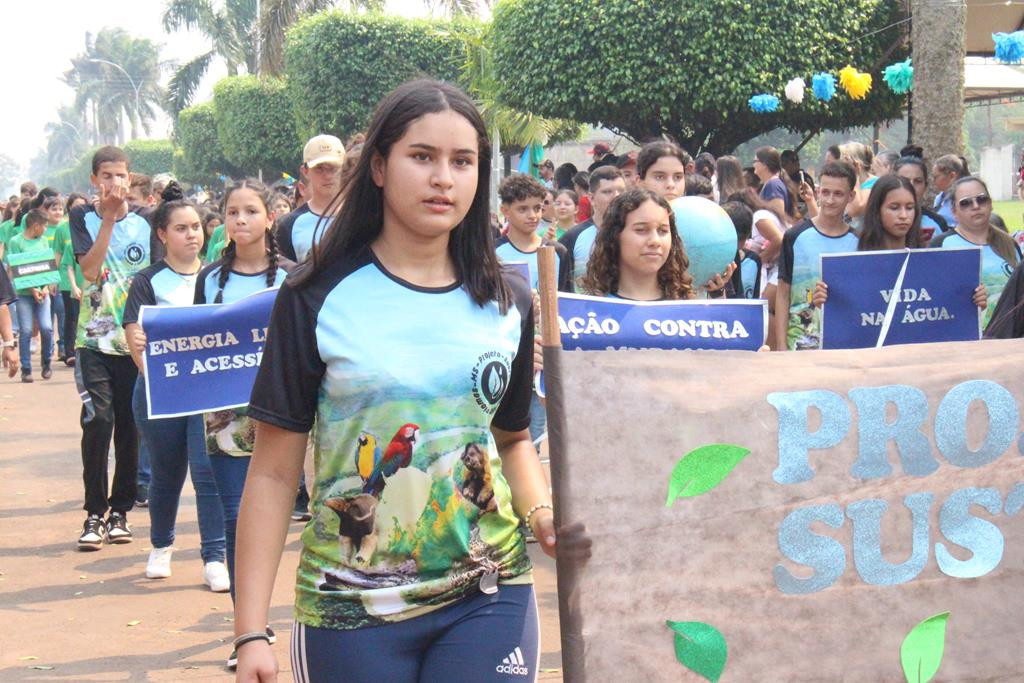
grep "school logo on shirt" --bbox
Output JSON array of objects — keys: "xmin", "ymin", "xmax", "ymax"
[
  {"xmin": 123, "ymin": 242, "xmax": 146, "ymax": 266},
  {"xmin": 471, "ymin": 351, "xmax": 510, "ymax": 412}
]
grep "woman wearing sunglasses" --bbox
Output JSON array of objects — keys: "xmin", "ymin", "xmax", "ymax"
[{"xmin": 930, "ymin": 176, "xmax": 1022, "ymax": 326}]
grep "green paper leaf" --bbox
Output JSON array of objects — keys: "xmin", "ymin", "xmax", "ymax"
[
  {"xmin": 900, "ymin": 611, "xmax": 950, "ymax": 683},
  {"xmin": 666, "ymin": 444, "xmax": 751, "ymax": 506},
  {"xmin": 666, "ymin": 620, "xmax": 727, "ymax": 682}
]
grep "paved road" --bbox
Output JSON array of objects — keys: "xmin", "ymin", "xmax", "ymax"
[{"xmin": 0, "ymin": 362, "xmax": 563, "ymax": 681}]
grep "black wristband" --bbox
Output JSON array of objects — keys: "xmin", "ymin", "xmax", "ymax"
[{"xmin": 233, "ymin": 632, "xmax": 271, "ymax": 650}]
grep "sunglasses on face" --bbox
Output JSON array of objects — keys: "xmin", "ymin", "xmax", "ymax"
[{"xmin": 956, "ymin": 193, "xmax": 991, "ymax": 210}]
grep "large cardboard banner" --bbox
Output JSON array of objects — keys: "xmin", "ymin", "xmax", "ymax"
[
  {"xmin": 139, "ymin": 287, "xmax": 277, "ymax": 418},
  {"xmin": 820, "ymin": 248, "xmax": 981, "ymax": 349},
  {"xmin": 545, "ymin": 340, "xmax": 1024, "ymax": 681}
]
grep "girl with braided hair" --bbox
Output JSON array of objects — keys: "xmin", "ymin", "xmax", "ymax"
[{"xmin": 193, "ymin": 177, "xmax": 291, "ymax": 670}]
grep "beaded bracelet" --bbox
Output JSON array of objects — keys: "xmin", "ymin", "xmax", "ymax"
[
  {"xmin": 524, "ymin": 503, "xmax": 553, "ymax": 533},
  {"xmin": 233, "ymin": 631, "xmax": 271, "ymax": 650}
]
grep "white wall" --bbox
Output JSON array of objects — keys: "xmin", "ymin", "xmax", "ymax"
[{"xmin": 979, "ymin": 143, "xmax": 1015, "ymax": 200}]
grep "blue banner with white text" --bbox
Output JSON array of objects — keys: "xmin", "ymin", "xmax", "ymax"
[
  {"xmin": 558, "ymin": 293, "xmax": 767, "ymax": 351},
  {"xmin": 139, "ymin": 288, "xmax": 277, "ymax": 418},
  {"xmin": 820, "ymin": 248, "xmax": 981, "ymax": 349}
]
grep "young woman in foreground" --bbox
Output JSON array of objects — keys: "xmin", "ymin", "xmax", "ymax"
[{"xmin": 234, "ymin": 79, "xmax": 588, "ymax": 682}]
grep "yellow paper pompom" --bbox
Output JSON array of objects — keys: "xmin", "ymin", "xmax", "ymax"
[{"xmin": 839, "ymin": 65, "xmax": 873, "ymax": 100}]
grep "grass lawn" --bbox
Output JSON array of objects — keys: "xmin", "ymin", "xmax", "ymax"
[{"xmin": 993, "ymin": 199, "xmax": 1024, "ymax": 233}]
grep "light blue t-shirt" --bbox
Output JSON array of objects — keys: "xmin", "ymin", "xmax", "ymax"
[
  {"xmin": 931, "ymin": 230, "xmax": 1021, "ymax": 326},
  {"xmin": 277, "ymin": 205, "xmax": 331, "ymax": 263}
]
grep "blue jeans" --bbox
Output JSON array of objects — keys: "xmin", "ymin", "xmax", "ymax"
[
  {"xmin": 208, "ymin": 452, "xmax": 250, "ymax": 602},
  {"xmin": 51, "ymin": 292, "xmax": 65, "ymax": 356},
  {"xmin": 528, "ymin": 393, "xmax": 546, "ymax": 448},
  {"xmin": 8, "ymin": 301, "xmax": 17, "ymax": 334},
  {"xmin": 16, "ymin": 294, "xmax": 52, "ymax": 374},
  {"xmin": 290, "ymin": 585, "xmax": 538, "ymax": 683},
  {"xmin": 132, "ymin": 377, "xmax": 225, "ymax": 563},
  {"xmin": 137, "ymin": 438, "xmax": 151, "ymax": 487}
]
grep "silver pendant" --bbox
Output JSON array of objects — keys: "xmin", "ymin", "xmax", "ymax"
[{"xmin": 479, "ymin": 568, "xmax": 499, "ymax": 594}]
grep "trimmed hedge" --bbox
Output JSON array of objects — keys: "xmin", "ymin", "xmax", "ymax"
[
  {"xmin": 285, "ymin": 12, "xmax": 469, "ymax": 140},
  {"xmin": 123, "ymin": 139, "xmax": 174, "ymax": 177},
  {"xmin": 212, "ymin": 75, "xmax": 303, "ymax": 178},
  {"xmin": 175, "ymin": 101, "xmax": 241, "ymax": 186}
]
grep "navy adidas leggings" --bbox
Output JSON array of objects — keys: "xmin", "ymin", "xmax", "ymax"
[{"xmin": 290, "ymin": 585, "xmax": 538, "ymax": 682}]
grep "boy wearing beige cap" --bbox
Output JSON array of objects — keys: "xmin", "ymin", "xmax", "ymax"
[{"xmin": 278, "ymin": 134, "xmax": 346, "ymax": 263}]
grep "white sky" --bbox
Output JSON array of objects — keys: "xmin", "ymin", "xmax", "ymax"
[{"xmin": 0, "ymin": 0, "xmax": 435, "ymax": 176}]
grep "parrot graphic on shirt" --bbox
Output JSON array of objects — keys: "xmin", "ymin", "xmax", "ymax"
[
  {"xmin": 362, "ymin": 423, "xmax": 420, "ymax": 497},
  {"xmin": 354, "ymin": 432, "xmax": 381, "ymax": 482}
]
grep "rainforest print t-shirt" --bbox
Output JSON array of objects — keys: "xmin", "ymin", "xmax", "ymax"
[
  {"xmin": 249, "ymin": 248, "xmax": 534, "ymax": 630},
  {"xmin": 71, "ymin": 205, "xmax": 156, "ymax": 355},
  {"xmin": 196, "ymin": 260, "xmax": 289, "ymax": 457}
]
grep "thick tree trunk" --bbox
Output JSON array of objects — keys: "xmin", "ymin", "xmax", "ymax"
[{"xmin": 910, "ymin": 0, "xmax": 965, "ymax": 161}]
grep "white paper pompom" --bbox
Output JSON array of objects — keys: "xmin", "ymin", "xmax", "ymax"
[{"xmin": 784, "ymin": 77, "xmax": 806, "ymax": 104}]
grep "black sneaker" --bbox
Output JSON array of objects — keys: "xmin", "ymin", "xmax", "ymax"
[
  {"xmin": 106, "ymin": 512, "xmax": 133, "ymax": 544},
  {"xmin": 291, "ymin": 508, "xmax": 312, "ymax": 522},
  {"xmin": 41, "ymin": 365, "xmax": 52, "ymax": 380},
  {"xmin": 78, "ymin": 515, "xmax": 106, "ymax": 550},
  {"xmin": 135, "ymin": 484, "xmax": 149, "ymax": 508},
  {"xmin": 20, "ymin": 372, "xmax": 33, "ymax": 384}
]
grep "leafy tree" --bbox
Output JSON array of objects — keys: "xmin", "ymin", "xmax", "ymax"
[
  {"xmin": 212, "ymin": 75, "xmax": 302, "ymax": 177},
  {"xmin": 491, "ymin": 0, "xmax": 907, "ymax": 155},
  {"xmin": 175, "ymin": 101, "xmax": 242, "ymax": 186},
  {"xmin": 0, "ymin": 153, "xmax": 21, "ymax": 196},
  {"xmin": 284, "ymin": 11, "xmax": 467, "ymax": 140}
]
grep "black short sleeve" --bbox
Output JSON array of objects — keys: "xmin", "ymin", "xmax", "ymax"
[
  {"xmin": 0, "ymin": 264, "xmax": 14, "ymax": 306},
  {"xmin": 275, "ymin": 209, "xmax": 300, "ymax": 262},
  {"xmin": 491, "ymin": 274, "xmax": 534, "ymax": 433},
  {"xmin": 247, "ymin": 279, "xmax": 327, "ymax": 433},
  {"xmin": 122, "ymin": 270, "xmax": 155, "ymax": 327},
  {"xmin": 70, "ymin": 205, "xmax": 93, "ymax": 257}
]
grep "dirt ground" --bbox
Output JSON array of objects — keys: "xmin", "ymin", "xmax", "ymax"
[{"xmin": 0, "ymin": 362, "xmax": 563, "ymax": 681}]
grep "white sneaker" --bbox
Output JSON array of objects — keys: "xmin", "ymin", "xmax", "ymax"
[
  {"xmin": 203, "ymin": 561, "xmax": 231, "ymax": 593},
  {"xmin": 146, "ymin": 547, "xmax": 173, "ymax": 579}
]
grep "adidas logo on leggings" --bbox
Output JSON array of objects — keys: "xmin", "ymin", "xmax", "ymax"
[{"xmin": 496, "ymin": 647, "xmax": 529, "ymax": 676}]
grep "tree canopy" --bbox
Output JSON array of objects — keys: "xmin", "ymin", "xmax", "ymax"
[
  {"xmin": 212, "ymin": 75, "xmax": 302, "ymax": 177},
  {"xmin": 491, "ymin": 0, "xmax": 907, "ymax": 154}
]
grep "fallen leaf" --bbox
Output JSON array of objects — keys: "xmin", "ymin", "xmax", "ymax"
[
  {"xmin": 79, "ymin": 575, "xmax": 87, "ymax": 579},
  {"xmin": 223, "ymin": 616, "xmax": 234, "ymax": 622},
  {"xmin": 18, "ymin": 656, "xmax": 38, "ymax": 661},
  {"xmin": 73, "ymin": 591, "xmax": 83, "ymax": 596},
  {"xmin": 127, "ymin": 620, "xmax": 141, "ymax": 627},
  {"xmin": 47, "ymin": 498, "xmax": 56, "ymax": 503},
  {"xmin": 29, "ymin": 666, "xmax": 54, "ymax": 670},
  {"xmin": 167, "ymin": 630, "xmax": 182, "ymax": 634},
  {"xmin": 184, "ymin": 665, "xmax": 199, "ymax": 670}
]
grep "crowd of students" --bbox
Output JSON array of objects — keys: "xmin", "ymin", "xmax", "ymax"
[{"xmin": 2, "ymin": 77, "xmax": 1023, "ymax": 682}]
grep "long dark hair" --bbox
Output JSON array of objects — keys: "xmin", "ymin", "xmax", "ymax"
[
  {"xmin": 858, "ymin": 175, "xmax": 922, "ymax": 251},
  {"xmin": 292, "ymin": 79, "xmax": 509, "ymax": 311},
  {"xmin": 215, "ymin": 178, "xmax": 280, "ymax": 303},
  {"xmin": 581, "ymin": 188, "xmax": 693, "ymax": 300}
]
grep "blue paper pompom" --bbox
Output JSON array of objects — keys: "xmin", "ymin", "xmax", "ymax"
[
  {"xmin": 883, "ymin": 59, "xmax": 913, "ymax": 94},
  {"xmin": 748, "ymin": 94, "xmax": 780, "ymax": 113},
  {"xmin": 994, "ymin": 31, "xmax": 1024, "ymax": 64},
  {"xmin": 812, "ymin": 73, "xmax": 836, "ymax": 101}
]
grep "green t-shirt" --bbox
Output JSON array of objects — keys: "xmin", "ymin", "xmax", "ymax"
[
  {"xmin": 0, "ymin": 218, "xmax": 18, "ymax": 262},
  {"xmin": 6, "ymin": 231, "xmax": 52, "ymax": 296},
  {"xmin": 51, "ymin": 221, "xmax": 84, "ymax": 291},
  {"xmin": 206, "ymin": 224, "xmax": 226, "ymax": 263}
]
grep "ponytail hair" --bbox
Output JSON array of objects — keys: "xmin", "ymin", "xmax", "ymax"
[
  {"xmin": 151, "ymin": 181, "xmax": 193, "ymax": 234},
  {"xmin": 951, "ymin": 176, "xmax": 1020, "ymax": 267}
]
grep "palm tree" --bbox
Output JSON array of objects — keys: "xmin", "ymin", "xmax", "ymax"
[
  {"xmin": 260, "ymin": 0, "xmax": 382, "ymax": 75},
  {"xmin": 43, "ymin": 106, "xmax": 88, "ymax": 168},
  {"xmin": 162, "ymin": 0, "xmax": 259, "ymax": 115},
  {"xmin": 64, "ymin": 29, "xmax": 165, "ymax": 145},
  {"xmin": 428, "ymin": 0, "xmax": 490, "ymax": 17}
]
